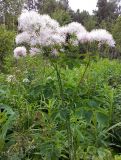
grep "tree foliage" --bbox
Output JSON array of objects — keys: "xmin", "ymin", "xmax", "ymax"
[
  {"xmin": 113, "ymin": 16, "xmax": 121, "ymax": 44},
  {"xmin": 0, "ymin": 0, "xmax": 24, "ymax": 29},
  {"xmin": 51, "ymin": 9, "xmax": 72, "ymax": 26},
  {"xmin": 95, "ymin": 0, "xmax": 120, "ymax": 23},
  {"xmin": 71, "ymin": 10, "xmax": 97, "ymax": 31}
]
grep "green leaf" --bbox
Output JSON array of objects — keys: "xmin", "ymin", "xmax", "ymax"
[{"xmin": 96, "ymin": 111, "xmax": 109, "ymax": 127}]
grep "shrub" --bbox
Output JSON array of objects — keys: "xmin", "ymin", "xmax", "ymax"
[{"xmin": 0, "ymin": 26, "xmax": 15, "ymax": 71}]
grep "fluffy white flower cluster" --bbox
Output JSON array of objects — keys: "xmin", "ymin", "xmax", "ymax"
[
  {"xmin": 14, "ymin": 10, "xmax": 115, "ymax": 58},
  {"xmin": 89, "ymin": 29, "xmax": 115, "ymax": 47},
  {"xmin": 60, "ymin": 22, "xmax": 87, "ymax": 35},
  {"xmin": 14, "ymin": 46, "xmax": 27, "ymax": 59},
  {"xmin": 29, "ymin": 47, "xmax": 40, "ymax": 56},
  {"xmin": 77, "ymin": 32, "xmax": 91, "ymax": 43},
  {"xmin": 18, "ymin": 10, "xmax": 42, "ymax": 32},
  {"xmin": 16, "ymin": 10, "xmax": 63, "ymax": 46},
  {"xmin": 77, "ymin": 29, "xmax": 115, "ymax": 47}
]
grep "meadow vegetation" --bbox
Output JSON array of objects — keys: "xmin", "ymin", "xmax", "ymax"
[{"xmin": 0, "ymin": 0, "xmax": 121, "ymax": 159}]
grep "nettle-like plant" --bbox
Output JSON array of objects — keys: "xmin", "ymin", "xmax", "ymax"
[{"xmin": 12, "ymin": 10, "xmax": 117, "ymax": 160}]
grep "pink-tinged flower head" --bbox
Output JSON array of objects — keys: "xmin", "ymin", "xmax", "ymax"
[
  {"xmin": 29, "ymin": 47, "xmax": 40, "ymax": 56},
  {"xmin": 77, "ymin": 32, "xmax": 91, "ymax": 43},
  {"xmin": 14, "ymin": 46, "xmax": 27, "ymax": 59},
  {"xmin": 17, "ymin": 11, "xmax": 61, "ymax": 47},
  {"xmin": 60, "ymin": 22, "xmax": 87, "ymax": 35},
  {"xmin": 18, "ymin": 10, "xmax": 42, "ymax": 32},
  {"xmin": 40, "ymin": 15, "xmax": 60, "ymax": 30},
  {"xmin": 16, "ymin": 32, "xmax": 31, "ymax": 44},
  {"xmin": 51, "ymin": 49, "xmax": 59, "ymax": 56},
  {"xmin": 89, "ymin": 29, "xmax": 115, "ymax": 47},
  {"xmin": 50, "ymin": 34, "xmax": 65, "ymax": 45},
  {"xmin": 67, "ymin": 22, "xmax": 87, "ymax": 34}
]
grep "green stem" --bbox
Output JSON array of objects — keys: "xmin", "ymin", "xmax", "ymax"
[
  {"xmin": 79, "ymin": 53, "xmax": 91, "ymax": 85},
  {"xmin": 66, "ymin": 114, "xmax": 73, "ymax": 160},
  {"xmin": 52, "ymin": 63, "xmax": 64, "ymax": 101},
  {"xmin": 109, "ymin": 89, "xmax": 114, "ymax": 126},
  {"xmin": 52, "ymin": 62, "xmax": 74, "ymax": 160}
]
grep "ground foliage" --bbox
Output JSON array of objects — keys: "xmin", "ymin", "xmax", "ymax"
[{"xmin": 0, "ymin": 54, "xmax": 121, "ymax": 159}]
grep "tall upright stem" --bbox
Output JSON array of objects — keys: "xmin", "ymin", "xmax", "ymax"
[{"xmin": 52, "ymin": 62, "xmax": 74, "ymax": 160}]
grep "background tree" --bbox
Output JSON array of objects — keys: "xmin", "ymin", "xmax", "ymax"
[
  {"xmin": 26, "ymin": 0, "xmax": 38, "ymax": 10},
  {"xmin": 113, "ymin": 16, "xmax": 121, "ymax": 44},
  {"xmin": 0, "ymin": 0, "xmax": 24, "ymax": 30},
  {"xmin": 112, "ymin": 16, "xmax": 121, "ymax": 55},
  {"xmin": 95, "ymin": 0, "xmax": 120, "ymax": 23},
  {"xmin": 70, "ymin": 10, "xmax": 96, "ymax": 31},
  {"xmin": 59, "ymin": 0, "xmax": 69, "ymax": 10},
  {"xmin": 93, "ymin": 0, "xmax": 121, "ymax": 31},
  {"xmin": 37, "ymin": 0, "xmax": 58, "ymax": 15},
  {"xmin": 51, "ymin": 9, "xmax": 72, "ymax": 26},
  {"xmin": 95, "ymin": 0, "xmax": 108, "ymax": 22}
]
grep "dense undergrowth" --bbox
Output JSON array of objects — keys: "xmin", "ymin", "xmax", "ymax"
[{"xmin": 0, "ymin": 55, "xmax": 121, "ymax": 160}]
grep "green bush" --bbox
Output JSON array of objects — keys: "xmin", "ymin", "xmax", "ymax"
[{"xmin": 0, "ymin": 26, "xmax": 15, "ymax": 71}]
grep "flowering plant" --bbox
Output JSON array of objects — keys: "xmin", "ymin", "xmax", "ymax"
[
  {"xmin": 12, "ymin": 10, "xmax": 117, "ymax": 160},
  {"xmin": 14, "ymin": 10, "xmax": 115, "ymax": 59}
]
